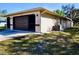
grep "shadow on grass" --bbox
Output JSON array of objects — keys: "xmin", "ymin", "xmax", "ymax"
[
  {"xmin": 0, "ymin": 27, "xmax": 78, "ymax": 55},
  {"xmin": 0, "ymin": 27, "xmax": 79, "ymax": 55},
  {"xmin": 64, "ymin": 27, "xmax": 79, "ymax": 37},
  {"xmin": 8, "ymin": 33, "xmax": 79, "ymax": 55}
]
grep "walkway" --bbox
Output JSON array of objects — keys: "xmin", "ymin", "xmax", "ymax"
[{"xmin": 0, "ymin": 30, "xmax": 41, "ymax": 41}]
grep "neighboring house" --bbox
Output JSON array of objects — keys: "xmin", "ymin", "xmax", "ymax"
[
  {"xmin": 0, "ymin": 17, "xmax": 6, "ymax": 27},
  {"xmin": 0, "ymin": 21, "xmax": 6, "ymax": 27},
  {"xmin": 5, "ymin": 7, "xmax": 73, "ymax": 33}
]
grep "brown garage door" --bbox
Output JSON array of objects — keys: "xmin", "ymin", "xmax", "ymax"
[
  {"xmin": 13, "ymin": 14, "xmax": 35, "ymax": 31},
  {"xmin": 13, "ymin": 15, "xmax": 29, "ymax": 30}
]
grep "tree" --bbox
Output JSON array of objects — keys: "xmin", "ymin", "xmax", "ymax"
[
  {"xmin": 72, "ymin": 9, "xmax": 79, "ymax": 18},
  {"xmin": 0, "ymin": 9, "xmax": 7, "ymax": 16},
  {"xmin": 62, "ymin": 4, "xmax": 79, "ymax": 26},
  {"xmin": 54, "ymin": 9, "xmax": 64, "ymax": 16},
  {"xmin": 62, "ymin": 4, "xmax": 75, "ymax": 19},
  {"xmin": 71, "ymin": 9, "xmax": 79, "ymax": 25},
  {"xmin": 0, "ymin": 10, "xmax": 7, "ymax": 21}
]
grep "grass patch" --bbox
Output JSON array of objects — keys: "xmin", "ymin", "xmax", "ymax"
[
  {"xmin": 0, "ymin": 27, "xmax": 79, "ymax": 55},
  {"xmin": 0, "ymin": 26, "xmax": 6, "ymax": 31},
  {"xmin": 64, "ymin": 26, "xmax": 79, "ymax": 42},
  {"xmin": 0, "ymin": 31, "xmax": 73, "ymax": 55}
]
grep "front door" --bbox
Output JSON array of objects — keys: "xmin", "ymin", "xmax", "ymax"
[{"xmin": 7, "ymin": 17, "xmax": 10, "ymax": 29}]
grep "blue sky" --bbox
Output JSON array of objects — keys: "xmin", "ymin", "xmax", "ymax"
[{"xmin": 0, "ymin": 3, "xmax": 79, "ymax": 14}]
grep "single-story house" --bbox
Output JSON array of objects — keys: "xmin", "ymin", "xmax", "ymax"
[
  {"xmin": 0, "ymin": 17, "xmax": 6, "ymax": 27},
  {"xmin": 5, "ymin": 7, "xmax": 73, "ymax": 33}
]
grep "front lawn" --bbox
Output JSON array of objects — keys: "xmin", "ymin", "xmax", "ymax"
[
  {"xmin": 64, "ymin": 26, "xmax": 79, "ymax": 42},
  {"xmin": 0, "ymin": 27, "xmax": 79, "ymax": 55},
  {"xmin": 0, "ymin": 26, "xmax": 6, "ymax": 31}
]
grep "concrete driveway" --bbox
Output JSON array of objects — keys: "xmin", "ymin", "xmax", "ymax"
[{"xmin": 0, "ymin": 30, "xmax": 41, "ymax": 41}]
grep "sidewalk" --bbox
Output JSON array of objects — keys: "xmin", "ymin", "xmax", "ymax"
[{"xmin": 0, "ymin": 35, "xmax": 11, "ymax": 41}]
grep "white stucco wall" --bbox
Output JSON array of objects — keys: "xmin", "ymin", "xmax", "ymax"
[
  {"xmin": 41, "ymin": 13, "xmax": 57, "ymax": 33},
  {"xmin": 40, "ymin": 13, "xmax": 72, "ymax": 33},
  {"xmin": 35, "ymin": 12, "xmax": 41, "ymax": 33},
  {"xmin": 60, "ymin": 19, "xmax": 73, "ymax": 30},
  {"xmin": 60, "ymin": 20, "xmax": 67, "ymax": 29},
  {"xmin": 10, "ymin": 17, "xmax": 13, "ymax": 30},
  {"xmin": 71, "ymin": 21, "xmax": 73, "ymax": 27},
  {"xmin": 66, "ymin": 20, "xmax": 71, "ymax": 28},
  {"xmin": 66, "ymin": 20, "xmax": 73, "ymax": 28}
]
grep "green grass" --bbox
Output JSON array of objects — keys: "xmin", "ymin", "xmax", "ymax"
[
  {"xmin": 0, "ymin": 27, "xmax": 79, "ymax": 55},
  {"xmin": 64, "ymin": 26, "xmax": 79, "ymax": 42},
  {"xmin": 0, "ymin": 26, "xmax": 6, "ymax": 31}
]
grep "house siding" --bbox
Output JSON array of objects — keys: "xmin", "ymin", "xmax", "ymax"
[
  {"xmin": 40, "ymin": 13, "xmax": 72, "ymax": 33},
  {"xmin": 35, "ymin": 12, "xmax": 41, "ymax": 32},
  {"xmin": 60, "ymin": 20, "xmax": 72, "ymax": 29},
  {"xmin": 41, "ymin": 13, "xmax": 57, "ymax": 33},
  {"xmin": 66, "ymin": 20, "xmax": 73, "ymax": 28}
]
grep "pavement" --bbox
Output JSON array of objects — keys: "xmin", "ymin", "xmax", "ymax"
[
  {"xmin": 0, "ymin": 35, "xmax": 11, "ymax": 41},
  {"xmin": 0, "ymin": 30, "xmax": 41, "ymax": 41}
]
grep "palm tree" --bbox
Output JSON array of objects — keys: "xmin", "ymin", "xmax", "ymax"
[{"xmin": 54, "ymin": 9, "xmax": 64, "ymax": 16}]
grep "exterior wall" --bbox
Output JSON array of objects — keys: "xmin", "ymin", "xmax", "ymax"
[
  {"xmin": 66, "ymin": 20, "xmax": 73, "ymax": 28},
  {"xmin": 56, "ymin": 19, "xmax": 63, "ymax": 31},
  {"xmin": 10, "ymin": 17, "xmax": 13, "ymax": 30},
  {"xmin": 60, "ymin": 19, "xmax": 67, "ymax": 30},
  {"xmin": 71, "ymin": 21, "xmax": 73, "ymax": 27},
  {"xmin": 35, "ymin": 12, "xmax": 41, "ymax": 32},
  {"xmin": 60, "ymin": 19, "xmax": 73, "ymax": 30},
  {"xmin": 66, "ymin": 20, "xmax": 71, "ymax": 28},
  {"xmin": 41, "ymin": 13, "xmax": 57, "ymax": 33},
  {"xmin": 40, "ymin": 13, "xmax": 73, "ymax": 33}
]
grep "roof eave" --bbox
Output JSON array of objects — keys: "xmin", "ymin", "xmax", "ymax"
[{"xmin": 4, "ymin": 7, "xmax": 72, "ymax": 21}]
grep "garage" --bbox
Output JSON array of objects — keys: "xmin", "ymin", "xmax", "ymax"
[{"xmin": 13, "ymin": 14, "xmax": 35, "ymax": 32}]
